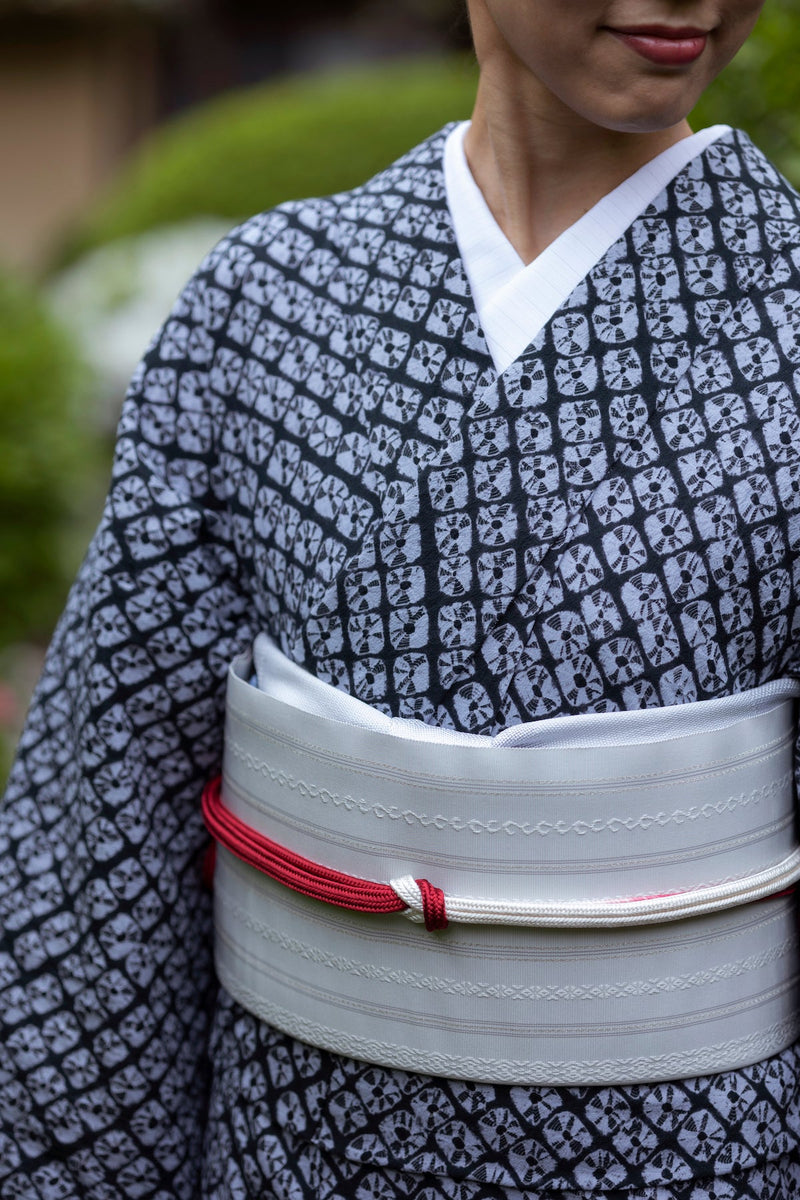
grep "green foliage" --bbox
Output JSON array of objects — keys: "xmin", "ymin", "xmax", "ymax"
[
  {"xmin": 60, "ymin": 56, "xmax": 479, "ymax": 264},
  {"xmin": 692, "ymin": 0, "xmax": 800, "ymax": 183},
  {"xmin": 0, "ymin": 270, "xmax": 99, "ymax": 649}
]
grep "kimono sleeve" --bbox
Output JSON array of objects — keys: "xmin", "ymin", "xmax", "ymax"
[{"xmin": 0, "ymin": 232, "xmax": 256, "ymax": 1198}]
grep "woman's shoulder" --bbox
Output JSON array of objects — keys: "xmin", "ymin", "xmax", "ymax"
[
  {"xmin": 133, "ymin": 119, "xmax": 470, "ymax": 436},
  {"xmin": 197, "ymin": 122, "xmax": 458, "ymax": 281}
]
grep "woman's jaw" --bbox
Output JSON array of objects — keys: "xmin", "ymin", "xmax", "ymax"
[{"xmin": 465, "ymin": 0, "xmax": 765, "ymax": 137}]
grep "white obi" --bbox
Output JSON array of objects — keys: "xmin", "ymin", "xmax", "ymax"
[{"xmin": 205, "ymin": 636, "xmax": 800, "ymax": 1086}]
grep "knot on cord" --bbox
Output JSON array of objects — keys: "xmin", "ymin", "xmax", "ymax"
[
  {"xmin": 389, "ymin": 875, "xmax": 449, "ymax": 930},
  {"xmin": 416, "ymin": 878, "xmax": 449, "ymax": 931}
]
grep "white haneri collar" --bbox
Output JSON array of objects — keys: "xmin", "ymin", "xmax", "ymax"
[{"xmin": 444, "ymin": 120, "xmax": 732, "ymax": 375}]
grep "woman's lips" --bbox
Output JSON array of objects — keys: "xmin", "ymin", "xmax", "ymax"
[{"xmin": 608, "ymin": 27, "xmax": 708, "ymax": 65}]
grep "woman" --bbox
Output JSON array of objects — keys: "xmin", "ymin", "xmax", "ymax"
[{"xmin": 3, "ymin": 0, "xmax": 799, "ymax": 1196}]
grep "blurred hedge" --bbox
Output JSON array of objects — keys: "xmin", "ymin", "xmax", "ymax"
[
  {"xmin": 59, "ymin": 56, "xmax": 480, "ymax": 264},
  {"xmin": 0, "ymin": 270, "xmax": 99, "ymax": 650}
]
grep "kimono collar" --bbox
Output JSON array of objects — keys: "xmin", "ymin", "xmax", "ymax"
[{"xmin": 444, "ymin": 120, "xmax": 732, "ymax": 374}]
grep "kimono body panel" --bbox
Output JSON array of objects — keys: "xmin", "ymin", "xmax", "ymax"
[{"xmin": 2, "ymin": 125, "xmax": 800, "ymax": 1198}]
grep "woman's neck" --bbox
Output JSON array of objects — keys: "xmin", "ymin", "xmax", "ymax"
[{"xmin": 464, "ymin": 72, "xmax": 693, "ymax": 265}]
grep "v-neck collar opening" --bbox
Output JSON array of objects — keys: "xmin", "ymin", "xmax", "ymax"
[{"xmin": 444, "ymin": 121, "xmax": 733, "ymax": 375}]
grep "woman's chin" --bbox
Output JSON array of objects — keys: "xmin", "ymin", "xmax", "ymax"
[{"xmin": 572, "ymin": 85, "xmax": 706, "ymax": 137}]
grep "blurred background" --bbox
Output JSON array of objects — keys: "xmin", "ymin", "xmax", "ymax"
[{"xmin": 0, "ymin": 0, "xmax": 798, "ymax": 780}]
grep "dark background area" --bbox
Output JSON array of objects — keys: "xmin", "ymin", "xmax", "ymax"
[
  {"xmin": 162, "ymin": 0, "xmax": 470, "ymax": 109},
  {"xmin": 0, "ymin": 0, "xmax": 469, "ymax": 271}
]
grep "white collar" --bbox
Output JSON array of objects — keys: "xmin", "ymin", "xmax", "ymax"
[{"xmin": 444, "ymin": 121, "xmax": 732, "ymax": 375}]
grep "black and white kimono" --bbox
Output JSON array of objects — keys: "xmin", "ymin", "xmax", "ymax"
[{"xmin": 3, "ymin": 124, "xmax": 800, "ymax": 1199}]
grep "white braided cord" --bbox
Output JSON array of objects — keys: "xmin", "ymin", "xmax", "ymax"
[
  {"xmin": 390, "ymin": 876, "xmax": 427, "ymax": 922},
  {"xmin": 390, "ymin": 848, "xmax": 800, "ymax": 929}
]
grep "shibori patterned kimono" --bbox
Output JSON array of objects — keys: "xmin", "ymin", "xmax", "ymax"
[{"xmin": 3, "ymin": 119, "xmax": 800, "ymax": 1199}]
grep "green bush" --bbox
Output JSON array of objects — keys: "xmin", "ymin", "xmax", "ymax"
[
  {"xmin": 0, "ymin": 270, "xmax": 100, "ymax": 649},
  {"xmin": 60, "ymin": 56, "xmax": 480, "ymax": 263}
]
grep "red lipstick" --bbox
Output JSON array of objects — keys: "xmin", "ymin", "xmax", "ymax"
[{"xmin": 608, "ymin": 26, "xmax": 708, "ymax": 66}]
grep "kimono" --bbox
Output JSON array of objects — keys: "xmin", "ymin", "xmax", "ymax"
[{"xmin": 3, "ymin": 121, "xmax": 800, "ymax": 1199}]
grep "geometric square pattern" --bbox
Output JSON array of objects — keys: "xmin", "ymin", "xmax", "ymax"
[{"xmin": 3, "ymin": 125, "xmax": 800, "ymax": 1197}]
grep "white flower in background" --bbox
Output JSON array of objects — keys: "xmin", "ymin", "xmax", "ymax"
[{"xmin": 47, "ymin": 219, "xmax": 231, "ymax": 431}]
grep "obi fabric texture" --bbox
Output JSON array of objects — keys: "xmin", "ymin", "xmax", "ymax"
[{"xmin": 3, "ymin": 124, "xmax": 800, "ymax": 1197}]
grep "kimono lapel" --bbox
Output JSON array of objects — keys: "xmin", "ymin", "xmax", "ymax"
[
  {"xmin": 444, "ymin": 121, "xmax": 731, "ymax": 375},
  {"xmin": 413, "ymin": 128, "xmax": 797, "ymax": 731},
  {"xmin": 300, "ymin": 127, "xmax": 797, "ymax": 734}
]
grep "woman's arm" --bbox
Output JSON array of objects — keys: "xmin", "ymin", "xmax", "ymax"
[{"xmin": 0, "ymin": 229, "xmax": 256, "ymax": 1198}]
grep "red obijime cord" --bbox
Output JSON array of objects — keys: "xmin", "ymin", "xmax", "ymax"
[
  {"xmin": 201, "ymin": 776, "xmax": 449, "ymax": 930},
  {"xmin": 203, "ymin": 777, "xmax": 796, "ymax": 933}
]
